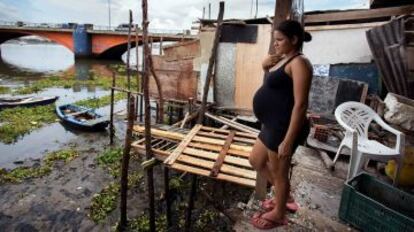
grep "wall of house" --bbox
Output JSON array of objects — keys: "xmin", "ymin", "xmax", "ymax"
[{"xmin": 304, "ymin": 26, "xmax": 375, "ymax": 64}]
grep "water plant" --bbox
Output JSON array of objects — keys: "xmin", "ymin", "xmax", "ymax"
[
  {"xmin": 0, "ymin": 149, "xmax": 79, "ymax": 184},
  {"xmin": 0, "ymin": 105, "xmax": 56, "ymax": 143},
  {"xmin": 0, "ymin": 86, "xmax": 10, "ymax": 94}
]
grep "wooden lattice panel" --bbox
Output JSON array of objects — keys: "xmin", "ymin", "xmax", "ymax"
[{"xmin": 132, "ymin": 124, "xmax": 257, "ymax": 187}]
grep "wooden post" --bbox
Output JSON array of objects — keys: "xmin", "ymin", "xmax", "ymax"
[
  {"xmin": 119, "ymin": 10, "xmax": 134, "ymax": 231},
  {"xmin": 159, "ymin": 36, "xmax": 163, "ymax": 55},
  {"xmin": 109, "ymin": 71, "xmax": 116, "ymax": 145},
  {"xmin": 149, "ymin": 57, "xmax": 164, "ymax": 123},
  {"xmin": 188, "ymin": 97, "xmax": 194, "ymax": 128},
  {"xmin": 135, "ymin": 24, "xmax": 141, "ymax": 120},
  {"xmin": 197, "ymin": 1, "xmax": 225, "ymax": 124},
  {"xmin": 164, "ymin": 167, "xmax": 172, "ymax": 228},
  {"xmin": 142, "ymin": 0, "xmax": 156, "ymax": 231},
  {"xmin": 209, "ymin": 3, "xmax": 211, "ymax": 19},
  {"xmin": 184, "ymin": 174, "xmax": 197, "ymax": 232}
]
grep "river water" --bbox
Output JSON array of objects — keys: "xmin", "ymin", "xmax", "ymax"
[{"xmin": 0, "ymin": 40, "xmax": 145, "ymax": 168}]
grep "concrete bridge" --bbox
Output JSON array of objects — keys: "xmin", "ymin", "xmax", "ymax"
[{"xmin": 0, "ymin": 22, "xmax": 197, "ymax": 59}]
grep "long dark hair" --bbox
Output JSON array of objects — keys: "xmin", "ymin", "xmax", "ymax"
[{"xmin": 277, "ymin": 20, "xmax": 312, "ymax": 51}]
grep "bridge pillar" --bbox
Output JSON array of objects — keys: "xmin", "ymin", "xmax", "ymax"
[{"xmin": 73, "ymin": 24, "xmax": 92, "ymax": 58}]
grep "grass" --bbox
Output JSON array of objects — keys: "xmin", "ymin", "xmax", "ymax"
[
  {"xmin": 0, "ymin": 105, "xmax": 57, "ymax": 144},
  {"xmin": 0, "ymin": 86, "xmax": 10, "ymax": 94},
  {"xmin": 0, "ymin": 149, "xmax": 79, "ymax": 184}
]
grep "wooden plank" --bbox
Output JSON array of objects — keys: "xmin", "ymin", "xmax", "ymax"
[
  {"xmin": 201, "ymin": 125, "xmax": 258, "ymax": 139},
  {"xmin": 164, "ymin": 124, "xmax": 202, "ymax": 165},
  {"xmin": 205, "ymin": 112, "xmax": 259, "ymax": 134},
  {"xmin": 183, "ymin": 147, "xmax": 252, "ymax": 168},
  {"xmin": 177, "ymin": 155, "xmax": 256, "ymax": 179},
  {"xmin": 188, "ymin": 142, "xmax": 250, "ymax": 158},
  {"xmin": 305, "ymin": 22, "xmax": 387, "ymax": 31},
  {"xmin": 210, "ymin": 131, "xmax": 235, "ymax": 177},
  {"xmin": 217, "ymin": 115, "xmax": 260, "ymax": 133},
  {"xmin": 196, "ymin": 131, "xmax": 256, "ymax": 144},
  {"xmin": 171, "ymin": 163, "xmax": 256, "ymax": 187},
  {"xmin": 192, "ymin": 136, "xmax": 252, "ymax": 152},
  {"xmin": 360, "ymin": 83, "xmax": 369, "ymax": 103},
  {"xmin": 304, "ymin": 5, "xmax": 414, "ymax": 24}
]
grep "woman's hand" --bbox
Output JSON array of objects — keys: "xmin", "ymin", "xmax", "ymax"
[
  {"xmin": 277, "ymin": 141, "xmax": 293, "ymax": 159},
  {"xmin": 262, "ymin": 54, "xmax": 282, "ymax": 71}
]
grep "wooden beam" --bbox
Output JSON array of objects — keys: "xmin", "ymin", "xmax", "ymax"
[
  {"xmin": 183, "ymin": 147, "xmax": 252, "ymax": 168},
  {"xmin": 171, "ymin": 163, "xmax": 256, "ymax": 187},
  {"xmin": 196, "ymin": 131, "xmax": 256, "ymax": 144},
  {"xmin": 177, "ymin": 155, "xmax": 256, "ymax": 179},
  {"xmin": 305, "ymin": 5, "xmax": 414, "ymax": 24},
  {"xmin": 187, "ymin": 142, "xmax": 251, "ymax": 158},
  {"xmin": 164, "ymin": 124, "xmax": 202, "ymax": 165},
  {"xmin": 210, "ymin": 131, "xmax": 235, "ymax": 177},
  {"xmin": 201, "ymin": 125, "xmax": 258, "ymax": 139}
]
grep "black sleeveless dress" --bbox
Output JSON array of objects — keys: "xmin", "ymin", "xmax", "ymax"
[{"xmin": 253, "ymin": 54, "xmax": 309, "ymax": 151}]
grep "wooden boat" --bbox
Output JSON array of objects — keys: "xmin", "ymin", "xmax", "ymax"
[
  {"xmin": 56, "ymin": 104, "xmax": 109, "ymax": 131},
  {"xmin": 0, "ymin": 96, "xmax": 59, "ymax": 109}
]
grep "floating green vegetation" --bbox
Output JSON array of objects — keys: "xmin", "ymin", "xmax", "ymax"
[
  {"xmin": 75, "ymin": 92, "xmax": 126, "ymax": 109},
  {"xmin": 0, "ymin": 86, "xmax": 10, "ymax": 94},
  {"xmin": 89, "ymin": 182, "xmax": 120, "ymax": 223},
  {"xmin": 97, "ymin": 147, "xmax": 123, "ymax": 178},
  {"xmin": 127, "ymin": 214, "xmax": 167, "ymax": 232},
  {"xmin": 12, "ymin": 72, "xmax": 139, "ymax": 95},
  {"xmin": 0, "ymin": 105, "xmax": 57, "ymax": 144},
  {"xmin": 14, "ymin": 75, "xmax": 76, "ymax": 95},
  {"xmin": 0, "ymin": 149, "xmax": 78, "ymax": 184},
  {"xmin": 90, "ymin": 147, "xmax": 143, "ymax": 223},
  {"xmin": 195, "ymin": 209, "xmax": 221, "ymax": 231}
]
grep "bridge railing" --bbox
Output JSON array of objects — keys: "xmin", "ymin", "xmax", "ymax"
[
  {"xmin": 0, "ymin": 21, "xmax": 195, "ymax": 36},
  {"xmin": 92, "ymin": 24, "xmax": 190, "ymax": 35},
  {"xmin": 0, "ymin": 21, "xmax": 75, "ymax": 29}
]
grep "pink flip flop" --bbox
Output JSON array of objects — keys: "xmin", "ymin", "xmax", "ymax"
[{"xmin": 250, "ymin": 212, "xmax": 288, "ymax": 230}]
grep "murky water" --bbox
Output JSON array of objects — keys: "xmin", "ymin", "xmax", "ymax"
[{"xmin": 0, "ymin": 40, "xmax": 137, "ymax": 168}]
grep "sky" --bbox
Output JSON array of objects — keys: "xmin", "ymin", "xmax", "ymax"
[{"xmin": 0, "ymin": 0, "xmax": 369, "ymax": 30}]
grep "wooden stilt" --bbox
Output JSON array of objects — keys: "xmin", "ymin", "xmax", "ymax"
[
  {"xmin": 109, "ymin": 71, "xmax": 116, "ymax": 145},
  {"xmin": 135, "ymin": 24, "xmax": 141, "ymax": 121},
  {"xmin": 184, "ymin": 174, "xmax": 197, "ymax": 232},
  {"xmin": 119, "ymin": 10, "xmax": 134, "ymax": 231},
  {"xmin": 141, "ymin": 0, "xmax": 156, "ymax": 231},
  {"xmin": 197, "ymin": 1, "xmax": 225, "ymax": 124},
  {"xmin": 164, "ymin": 167, "xmax": 172, "ymax": 228}
]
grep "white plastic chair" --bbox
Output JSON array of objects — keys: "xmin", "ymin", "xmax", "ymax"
[{"xmin": 333, "ymin": 101, "xmax": 405, "ymax": 185}]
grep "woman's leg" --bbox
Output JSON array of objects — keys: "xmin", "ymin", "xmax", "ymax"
[
  {"xmin": 262, "ymin": 150, "xmax": 291, "ymax": 220},
  {"xmin": 248, "ymin": 139, "xmax": 273, "ymax": 184}
]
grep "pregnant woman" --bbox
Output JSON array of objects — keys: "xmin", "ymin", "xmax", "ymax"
[{"xmin": 249, "ymin": 20, "xmax": 313, "ymax": 230}]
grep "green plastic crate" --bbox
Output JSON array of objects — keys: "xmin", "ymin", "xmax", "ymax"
[{"xmin": 339, "ymin": 173, "xmax": 414, "ymax": 232}]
